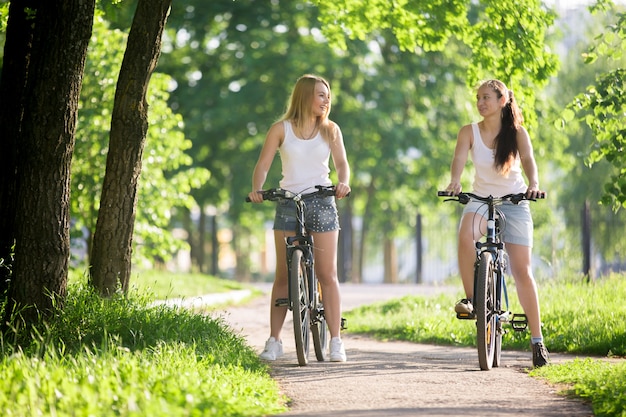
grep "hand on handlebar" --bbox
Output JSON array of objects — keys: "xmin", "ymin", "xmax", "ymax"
[
  {"xmin": 335, "ymin": 182, "xmax": 351, "ymax": 199},
  {"xmin": 247, "ymin": 190, "xmax": 264, "ymax": 203},
  {"xmin": 526, "ymin": 187, "xmax": 546, "ymax": 200},
  {"xmin": 444, "ymin": 182, "xmax": 462, "ymax": 196}
]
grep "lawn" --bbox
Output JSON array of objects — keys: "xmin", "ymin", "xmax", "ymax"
[{"xmin": 0, "ymin": 273, "xmax": 286, "ymax": 417}]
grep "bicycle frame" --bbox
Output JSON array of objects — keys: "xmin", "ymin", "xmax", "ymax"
[
  {"xmin": 285, "ymin": 195, "xmax": 316, "ymax": 313},
  {"xmin": 474, "ymin": 196, "xmax": 508, "ymax": 323}
]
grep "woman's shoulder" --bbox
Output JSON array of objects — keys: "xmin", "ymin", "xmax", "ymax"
[
  {"xmin": 266, "ymin": 120, "xmax": 287, "ymax": 146},
  {"xmin": 269, "ymin": 120, "xmax": 287, "ymax": 133},
  {"xmin": 458, "ymin": 123, "xmax": 475, "ymax": 137}
]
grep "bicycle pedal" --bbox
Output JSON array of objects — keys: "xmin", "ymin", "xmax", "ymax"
[
  {"xmin": 511, "ymin": 313, "xmax": 528, "ymax": 332},
  {"xmin": 274, "ymin": 298, "xmax": 289, "ymax": 308},
  {"xmin": 341, "ymin": 317, "xmax": 347, "ymax": 330},
  {"xmin": 456, "ymin": 312, "xmax": 476, "ymax": 320}
]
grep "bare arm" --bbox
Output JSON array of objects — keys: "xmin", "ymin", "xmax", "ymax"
[
  {"xmin": 516, "ymin": 127, "xmax": 543, "ymax": 198},
  {"xmin": 248, "ymin": 122, "xmax": 284, "ymax": 203},
  {"xmin": 329, "ymin": 123, "xmax": 351, "ymax": 199},
  {"xmin": 446, "ymin": 124, "xmax": 472, "ymax": 194}
]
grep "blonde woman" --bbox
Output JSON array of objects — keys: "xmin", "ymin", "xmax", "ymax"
[{"xmin": 248, "ymin": 74, "xmax": 351, "ymax": 362}]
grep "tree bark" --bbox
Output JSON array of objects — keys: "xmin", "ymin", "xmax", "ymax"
[
  {"xmin": 356, "ymin": 180, "xmax": 377, "ymax": 284},
  {"xmin": 3, "ymin": 0, "xmax": 95, "ymax": 328},
  {"xmin": 0, "ymin": 0, "xmax": 38, "ymax": 300},
  {"xmin": 383, "ymin": 236, "xmax": 398, "ymax": 284},
  {"xmin": 90, "ymin": 0, "xmax": 172, "ymax": 295}
]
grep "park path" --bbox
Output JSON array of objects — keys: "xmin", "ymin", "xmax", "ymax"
[{"xmin": 214, "ymin": 283, "xmax": 593, "ymax": 417}]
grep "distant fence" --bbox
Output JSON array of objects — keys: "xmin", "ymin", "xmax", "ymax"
[{"xmin": 358, "ymin": 200, "xmax": 626, "ymax": 284}]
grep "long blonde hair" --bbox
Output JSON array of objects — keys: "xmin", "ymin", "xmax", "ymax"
[{"xmin": 279, "ymin": 74, "xmax": 337, "ymax": 142}]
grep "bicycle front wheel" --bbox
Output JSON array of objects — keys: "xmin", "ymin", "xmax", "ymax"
[
  {"xmin": 290, "ymin": 249, "xmax": 310, "ymax": 366},
  {"xmin": 311, "ymin": 280, "xmax": 329, "ymax": 361},
  {"xmin": 492, "ymin": 270, "xmax": 504, "ymax": 368},
  {"xmin": 475, "ymin": 251, "xmax": 497, "ymax": 371}
]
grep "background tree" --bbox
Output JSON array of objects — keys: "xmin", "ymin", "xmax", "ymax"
[
  {"xmin": 72, "ymin": 15, "xmax": 209, "ymax": 271},
  {"xmin": 89, "ymin": 0, "xmax": 172, "ymax": 296}
]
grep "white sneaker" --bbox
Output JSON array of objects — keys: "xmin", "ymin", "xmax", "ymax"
[
  {"xmin": 329, "ymin": 337, "xmax": 347, "ymax": 362},
  {"xmin": 259, "ymin": 337, "xmax": 283, "ymax": 361}
]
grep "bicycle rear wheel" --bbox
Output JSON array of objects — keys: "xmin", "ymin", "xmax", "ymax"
[
  {"xmin": 475, "ymin": 251, "xmax": 497, "ymax": 370},
  {"xmin": 311, "ymin": 280, "xmax": 329, "ymax": 361},
  {"xmin": 290, "ymin": 249, "xmax": 310, "ymax": 366}
]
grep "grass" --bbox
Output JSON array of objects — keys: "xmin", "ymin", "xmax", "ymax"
[
  {"xmin": 69, "ymin": 268, "xmax": 260, "ymax": 300},
  {"xmin": 0, "ymin": 278, "xmax": 286, "ymax": 416},
  {"xmin": 531, "ymin": 358, "xmax": 626, "ymax": 417},
  {"xmin": 343, "ymin": 273, "xmax": 626, "ymax": 416}
]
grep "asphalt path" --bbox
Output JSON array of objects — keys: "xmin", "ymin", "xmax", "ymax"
[{"xmin": 214, "ymin": 283, "xmax": 593, "ymax": 417}]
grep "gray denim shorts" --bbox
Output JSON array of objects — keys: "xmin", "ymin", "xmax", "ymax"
[
  {"xmin": 273, "ymin": 195, "xmax": 340, "ymax": 233},
  {"xmin": 462, "ymin": 200, "xmax": 534, "ymax": 247}
]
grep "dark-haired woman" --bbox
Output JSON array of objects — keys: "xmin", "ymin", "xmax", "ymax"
[{"xmin": 445, "ymin": 79, "xmax": 549, "ymax": 367}]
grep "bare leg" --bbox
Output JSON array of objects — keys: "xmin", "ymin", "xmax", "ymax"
[
  {"xmin": 458, "ymin": 213, "xmax": 487, "ymax": 299},
  {"xmin": 267, "ymin": 230, "xmax": 293, "ymax": 341},
  {"xmin": 311, "ymin": 230, "xmax": 342, "ymax": 338},
  {"xmin": 507, "ymin": 243, "xmax": 543, "ymax": 339}
]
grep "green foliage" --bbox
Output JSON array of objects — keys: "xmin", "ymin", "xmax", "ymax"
[
  {"xmin": 531, "ymin": 358, "xmax": 626, "ymax": 417},
  {"xmin": 0, "ymin": 2, "xmax": 8, "ymax": 33},
  {"xmin": 314, "ymin": 0, "xmax": 559, "ymax": 127},
  {"xmin": 563, "ymin": 2, "xmax": 626, "ymax": 210},
  {"xmin": 0, "ymin": 282, "xmax": 286, "ymax": 416},
  {"xmin": 570, "ymin": 69, "xmax": 626, "ymax": 209},
  {"xmin": 313, "ymin": 0, "xmax": 469, "ymax": 52}
]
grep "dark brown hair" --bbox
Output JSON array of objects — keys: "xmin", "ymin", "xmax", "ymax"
[{"xmin": 480, "ymin": 79, "xmax": 524, "ymax": 175}]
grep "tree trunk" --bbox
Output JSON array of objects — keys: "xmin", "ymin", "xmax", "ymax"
[
  {"xmin": 356, "ymin": 180, "xmax": 377, "ymax": 283},
  {"xmin": 338, "ymin": 202, "xmax": 353, "ymax": 283},
  {"xmin": 3, "ymin": 0, "xmax": 95, "ymax": 328},
  {"xmin": 90, "ymin": 0, "xmax": 172, "ymax": 295},
  {"xmin": 0, "ymin": 0, "xmax": 38, "ymax": 300},
  {"xmin": 383, "ymin": 236, "xmax": 398, "ymax": 283}
]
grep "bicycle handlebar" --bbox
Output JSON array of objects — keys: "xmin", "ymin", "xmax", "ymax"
[
  {"xmin": 437, "ymin": 191, "xmax": 546, "ymax": 205},
  {"xmin": 246, "ymin": 185, "xmax": 347, "ymax": 202}
]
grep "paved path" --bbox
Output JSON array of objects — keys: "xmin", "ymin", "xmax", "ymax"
[{"xmin": 214, "ymin": 283, "xmax": 593, "ymax": 417}]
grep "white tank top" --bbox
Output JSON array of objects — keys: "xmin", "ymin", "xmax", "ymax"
[
  {"xmin": 278, "ymin": 121, "xmax": 332, "ymax": 193},
  {"xmin": 470, "ymin": 123, "xmax": 526, "ymax": 197}
]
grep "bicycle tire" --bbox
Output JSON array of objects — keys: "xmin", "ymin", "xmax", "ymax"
[
  {"xmin": 311, "ymin": 280, "xmax": 329, "ymax": 361},
  {"xmin": 492, "ymin": 270, "xmax": 504, "ymax": 368},
  {"xmin": 476, "ymin": 251, "xmax": 497, "ymax": 370},
  {"xmin": 290, "ymin": 249, "xmax": 310, "ymax": 366}
]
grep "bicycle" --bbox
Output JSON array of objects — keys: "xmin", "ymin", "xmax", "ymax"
[
  {"xmin": 247, "ymin": 185, "xmax": 346, "ymax": 366},
  {"xmin": 438, "ymin": 191, "xmax": 544, "ymax": 370}
]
